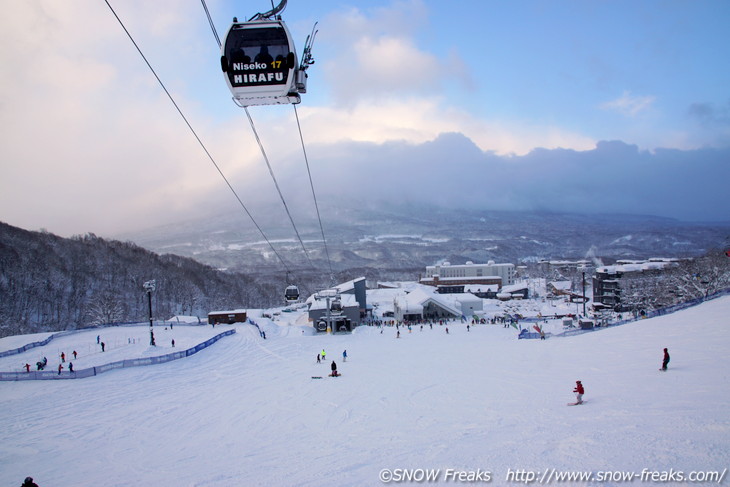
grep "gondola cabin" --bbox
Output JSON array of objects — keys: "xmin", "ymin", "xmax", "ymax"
[
  {"xmin": 285, "ymin": 285, "xmax": 300, "ymax": 303},
  {"xmin": 221, "ymin": 19, "xmax": 302, "ymax": 106}
]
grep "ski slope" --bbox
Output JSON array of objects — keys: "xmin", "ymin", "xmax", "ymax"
[{"xmin": 1, "ymin": 297, "xmax": 729, "ymax": 486}]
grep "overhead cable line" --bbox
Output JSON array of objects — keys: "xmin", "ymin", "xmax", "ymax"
[
  {"xmin": 200, "ymin": 0, "xmax": 332, "ymax": 283},
  {"xmin": 293, "ymin": 104, "xmax": 334, "ymax": 283},
  {"xmin": 200, "ymin": 0, "xmax": 222, "ymax": 48},
  {"xmin": 103, "ymin": 0, "xmax": 293, "ymax": 274},
  {"xmin": 243, "ymin": 107, "xmax": 317, "ymax": 271},
  {"xmin": 200, "ymin": 0, "xmax": 320, "ymax": 273}
]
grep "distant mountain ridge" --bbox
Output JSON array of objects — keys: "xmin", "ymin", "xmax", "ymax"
[{"xmin": 118, "ymin": 204, "xmax": 730, "ymax": 276}]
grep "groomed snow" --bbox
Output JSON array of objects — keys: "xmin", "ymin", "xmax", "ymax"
[{"xmin": 1, "ymin": 297, "xmax": 729, "ymax": 486}]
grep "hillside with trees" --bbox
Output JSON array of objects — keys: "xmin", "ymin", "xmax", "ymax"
[{"xmin": 0, "ymin": 222, "xmax": 277, "ymax": 338}]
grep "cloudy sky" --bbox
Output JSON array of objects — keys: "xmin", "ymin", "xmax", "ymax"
[{"xmin": 1, "ymin": 0, "xmax": 728, "ymax": 237}]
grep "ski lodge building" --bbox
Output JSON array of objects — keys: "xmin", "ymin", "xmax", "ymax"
[
  {"xmin": 419, "ymin": 261, "xmax": 516, "ymax": 290},
  {"xmin": 307, "ymin": 277, "xmax": 367, "ymax": 332},
  {"xmin": 392, "ymin": 286, "xmax": 483, "ymax": 322}
]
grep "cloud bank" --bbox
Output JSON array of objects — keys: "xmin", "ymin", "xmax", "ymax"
[{"xmin": 0, "ymin": 1, "xmax": 728, "ymax": 238}]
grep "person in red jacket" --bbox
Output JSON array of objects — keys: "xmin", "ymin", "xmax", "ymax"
[{"xmin": 573, "ymin": 380, "xmax": 584, "ymax": 404}]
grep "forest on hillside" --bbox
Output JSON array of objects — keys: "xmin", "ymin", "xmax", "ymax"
[{"xmin": 0, "ymin": 223, "xmax": 279, "ymax": 337}]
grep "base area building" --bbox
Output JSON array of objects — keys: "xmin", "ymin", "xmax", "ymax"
[{"xmin": 420, "ymin": 261, "xmax": 516, "ymax": 289}]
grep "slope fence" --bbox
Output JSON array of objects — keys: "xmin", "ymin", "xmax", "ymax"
[
  {"xmin": 0, "ymin": 321, "xmax": 204, "ymax": 359},
  {"xmin": 0, "ymin": 329, "xmax": 236, "ymax": 381}
]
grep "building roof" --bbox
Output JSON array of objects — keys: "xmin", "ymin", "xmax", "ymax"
[{"xmin": 308, "ymin": 293, "xmax": 359, "ymax": 311}]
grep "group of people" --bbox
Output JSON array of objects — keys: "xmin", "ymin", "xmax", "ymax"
[
  {"xmin": 316, "ymin": 349, "xmax": 347, "ymax": 377},
  {"xmin": 571, "ymin": 348, "xmax": 671, "ymax": 405},
  {"xmin": 25, "ymin": 339, "xmax": 107, "ymax": 375}
]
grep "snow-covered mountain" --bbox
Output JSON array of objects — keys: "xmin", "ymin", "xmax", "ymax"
[
  {"xmin": 1, "ymin": 293, "xmax": 728, "ymax": 486},
  {"xmin": 119, "ymin": 205, "xmax": 730, "ymax": 275}
]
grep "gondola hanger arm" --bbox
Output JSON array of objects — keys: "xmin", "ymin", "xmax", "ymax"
[{"xmin": 249, "ymin": 0, "xmax": 288, "ymax": 21}]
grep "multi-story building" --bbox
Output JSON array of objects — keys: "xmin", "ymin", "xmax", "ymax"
[
  {"xmin": 592, "ymin": 260, "xmax": 677, "ymax": 311},
  {"xmin": 420, "ymin": 260, "xmax": 515, "ymax": 288}
]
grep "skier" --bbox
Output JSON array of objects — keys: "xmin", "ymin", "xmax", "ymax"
[
  {"xmin": 68, "ymin": 362, "xmax": 74, "ymax": 373},
  {"xmin": 321, "ymin": 349, "xmax": 326, "ymax": 361},
  {"xmin": 21, "ymin": 477, "xmax": 39, "ymax": 487},
  {"xmin": 316, "ymin": 353, "xmax": 321, "ymax": 364},
  {"xmin": 24, "ymin": 363, "xmax": 30, "ymax": 373},
  {"xmin": 330, "ymin": 360, "xmax": 339, "ymax": 377},
  {"xmin": 661, "ymin": 348, "xmax": 670, "ymax": 371},
  {"xmin": 72, "ymin": 350, "xmax": 77, "ymax": 359},
  {"xmin": 60, "ymin": 352, "xmax": 65, "ymax": 363},
  {"xmin": 343, "ymin": 350, "xmax": 347, "ymax": 362},
  {"xmin": 573, "ymin": 380, "xmax": 584, "ymax": 404},
  {"xmin": 101, "ymin": 342, "xmax": 105, "ymax": 352},
  {"xmin": 540, "ymin": 329, "xmax": 545, "ymax": 340},
  {"xmin": 171, "ymin": 339, "xmax": 175, "ymax": 348},
  {"xmin": 57, "ymin": 364, "xmax": 63, "ymax": 375}
]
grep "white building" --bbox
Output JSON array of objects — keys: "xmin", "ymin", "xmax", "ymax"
[{"xmin": 420, "ymin": 260, "xmax": 516, "ymax": 288}]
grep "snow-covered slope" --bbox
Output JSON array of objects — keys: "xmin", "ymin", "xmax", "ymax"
[{"xmin": 1, "ymin": 297, "xmax": 729, "ymax": 486}]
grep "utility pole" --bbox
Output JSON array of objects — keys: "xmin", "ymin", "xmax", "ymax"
[
  {"xmin": 582, "ymin": 270, "xmax": 587, "ymax": 316},
  {"xmin": 144, "ymin": 280, "xmax": 156, "ymax": 346}
]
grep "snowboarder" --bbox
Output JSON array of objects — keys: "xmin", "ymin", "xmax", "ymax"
[
  {"xmin": 72, "ymin": 350, "xmax": 77, "ymax": 359},
  {"xmin": 21, "ymin": 477, "xmax": 39, "ymax": 487},
  {"xmin": 445, "ymin": 327, "xmax": 449, "ymax": 334},
  {"xmin": 101, "ymin": 342, "xmax": 105, "ymax": 352},
  {"xmin": 396, "ymin": 331, "xmax": 400, "ymax": 338},
  {"xmin": 343, "ymin": 350, "xmax": 347, "ymax": 362},
  {"xmin": 661, "ymin": 348, "xmax": 670, "ymax": 371},
  {"xmin": 171, "ymin": 339, "xmax": 175, "ymax": 348},
  {"xmin": 330, "ymin": 360, "xmax": 339, "ymax": 377},
  {"xmin": 316, "ymin": 353, "xmax": 321, "ymax": 364},
  {"xmin": 572, "ymin": 380, "xmax": 584, "ymax": 404},
  {"xmin": 68, "ymin": 362, "xmax": 74, "ymax": 373},
  {"xmin": 467, "ymin": 324, "xmax": 470, "ymax": 332}
]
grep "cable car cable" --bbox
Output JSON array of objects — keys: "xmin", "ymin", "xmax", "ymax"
[
  {"xmin": 201, "ymin": 1, "xmax": 322, "ymax": 274},
  {"xmin": 103, "ymin": 0, "xmax": 293, "ymax": 275},
  {"xmin": 293, "ymin": 104, "xmax": 334, "ymax": 284},
  {"xmin": 200, "ymin": 1, "xmax": 329, "ymax": 287},
  {"xmin": 199, "ymin": 0, "xmax": 312, "ymax": 289},
  {"xmin": 243, "ymin": 106, "xmax": 317, "ymax": 271},
  {"xmin": 200, "ymin": 0, "xmax": 221, "ymax": 47}
]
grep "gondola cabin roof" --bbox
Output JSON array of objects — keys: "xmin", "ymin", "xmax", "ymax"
[{"xmin": 221, "ymin": 19, "xmax": 300, "ymax": 106}]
